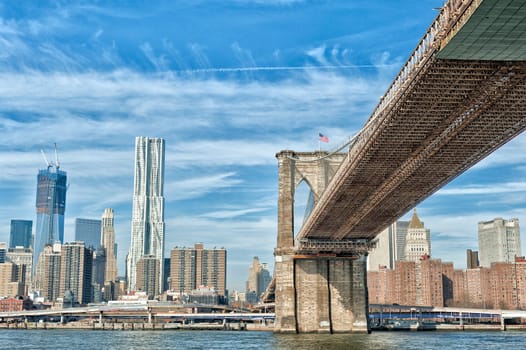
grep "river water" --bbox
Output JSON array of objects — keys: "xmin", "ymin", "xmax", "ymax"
[{"xmin": 1, "ymin": 329, "xmax": 524, "ymax": 349}]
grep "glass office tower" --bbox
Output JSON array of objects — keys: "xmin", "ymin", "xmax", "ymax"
[
  {"xmin": 34, "ymin": 166, "xmax": 67, "ymax": 271},
  {"xmin": 9, "ymin": 220, "xmax": 33, "ymax": 249},
  {"xmin": 75, "ymin": 218, "xmax": 102, "ymax": 250}
]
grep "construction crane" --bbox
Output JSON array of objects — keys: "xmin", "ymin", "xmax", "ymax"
[
  {"xmin": 54, "ymin": 143, "xmax": 60, "ymax": 169},
  {"xmin": 40, "ymin": 148, "xmax": 51, "ymax": 169},
  {"xmin": 40, "ymin": 143, "xmax": 61, "ymax": 170}
]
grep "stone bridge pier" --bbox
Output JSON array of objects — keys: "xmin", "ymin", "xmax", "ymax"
[{"xmin": 274, "ymin": 150, "xmax": 371, "ymax": 333}]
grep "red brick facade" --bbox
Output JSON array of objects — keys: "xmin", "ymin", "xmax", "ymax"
[
  {"xmin": 0, "ymin": 297, "xmax": 32, "ymax": 312},
  {"xmin": 368, "ymin": 258, "xmax": 526, "ymax": 309}
]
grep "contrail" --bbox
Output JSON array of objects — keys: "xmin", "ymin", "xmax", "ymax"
[{"xmin": 178, "ymin": 64, "xmax": 395, "ymax": 74}]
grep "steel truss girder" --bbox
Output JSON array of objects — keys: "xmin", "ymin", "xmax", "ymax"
[{"xmin": 295, "ymin": 238, "xmax": 377, "ymax": 256}]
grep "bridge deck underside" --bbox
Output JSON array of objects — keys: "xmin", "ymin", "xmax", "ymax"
[
  {"xmin": 437, "ymin": 0, "xmax": 526, "ymax": 60},
  {"xmin": 300, "ymin": 59, "xmax": 526, "ymax": 240}
]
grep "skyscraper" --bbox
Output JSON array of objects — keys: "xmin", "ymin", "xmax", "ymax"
[
  {"xmin": 75, "ymin": 218, "xmax": 101, "ymax": 250},
  {"xmin": 478, "ymin": 218, "xmax": 521, "ymax": 267},
  {"xmin": 170, "ymin": 243, "xmax": 227, "ymax": 296},
  {"xmin": 101, "ymin": 208, "xmax": 118, "ymax": 283},
  {"xmin": 60, "ymin": 242, "xmax": 93, "ymax": 304},
  {"xmin": 246, "ymin": 256, "xmax": 272, "ymax": 301},
  {"xmin": 9, "ymin": 220, "xmax": 33, "ymax": 249},
  {"xmin": 367, "ymin": 220, "xmax": 409, "ymax": 271},
  {"xmin": 136, "ymin": 255, "xmax": 160, "ymax": 299},
  {"xmin": 403, "ymin": 209, "xmax": 431, "ymax": 262},
  {"xmin": 247, "ymin": 257, "xmax": 260, "ymax": 295},
  {"xmin": 6, "ymin": 247, "xmax": 33, "ymax": 293},
  {"xmin": 34, "ymin": 243, "xmax": 62, "ymax": 302},
  {"xmin": 92, "ymin": 247, "xmax": 106, "ymax": 289},
  {"xmin": 127, "ymin": 137, "xmax": 165, "ymax": 294},
  {"xmin": 0, "ymin": 262, "xmax": 25, "ymax": 298},
  {"xmin": 34, "ymin": 164, "xmax": 67, "ymax": 271}
]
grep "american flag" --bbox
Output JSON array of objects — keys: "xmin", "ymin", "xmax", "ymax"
[{"xmin": 319, "ymin": 132, "xmax": 329, "ymax": 143}]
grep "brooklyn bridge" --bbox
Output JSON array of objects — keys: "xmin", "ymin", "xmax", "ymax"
[{"xmin": 273, "ymin": 0, "xmax": 526, "ymax": 333}]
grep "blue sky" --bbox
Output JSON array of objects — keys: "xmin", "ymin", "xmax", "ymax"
[{"xmin": 1, "ymin": 0, "xmax": 525, "ymax": 292}]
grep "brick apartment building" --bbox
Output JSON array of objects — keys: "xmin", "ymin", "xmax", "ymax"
[{"xmin": 368, "ymin": 257, "xmax": 526, "ymax": 310}]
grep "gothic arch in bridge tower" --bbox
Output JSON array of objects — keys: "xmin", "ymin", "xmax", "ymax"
[
  {"xmin": 275, "ymin": 150, "xmax": 346, "ymax": 250},
  {"xmin": 293, "ymin": 180, "xmax": 314, "ymax": 235}
]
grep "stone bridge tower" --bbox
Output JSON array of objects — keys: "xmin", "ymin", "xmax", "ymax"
[{"xmin": 274, "ymin": 150, "xmax": 370, "ymax": 333}]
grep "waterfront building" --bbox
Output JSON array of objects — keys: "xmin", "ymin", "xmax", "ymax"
[
  {"xmin": 0, "ymin": 297, "xmax": 32, "ymax": 312},
  {"xmin": 170, "ymin": 246, "xmax": 195, "ymax": 294},
  {"xmin": 9, "ymin": 220, "xmax": 32, "ymax": 249},
  {"xmin": 478, "ymin": 218, "xmax": 521, "ymax": 267},
  {"xmin": 59, "ymin": 242, "xmax": 93, "ymax": 304},
  {"xmin": 6, "ymin": 247, "xmax": 33, "ymax": 293},
  {"xmin": 395, "ymin": 260, "xmax": 417, "ymax": 305},
  {"xmin": 188, "ymin": 286, "xmax": 227, "ymax": 305},
  {"xmin": 0, "ymin": 262, "xmax": 25, "ymax": 297},
  {"xmin": 465, "ymin": 267, "xmax": 492, "ymax": 308},
  {"xmin": 467, "ymin": 249, "xmax": 479, "ymax": 269},
  {"xmin": 127, "ymin": 137, "xmax": 165, "ymax": 294},
  {"xmin": 417, "ymin": 258, "xmax": 451, "ymax": 307},
  {"xmin": 367, "ymin": 266, "xmax": 395, "ymax": 304},
  {"xmin": 515, "ymin": 258, "xmax": 526, "ymax": 310},
  {"xmin": 367, "ymin": 258, "xmax": 526, "ymax": 310},
  {"xmin": 136, "ymin": 255, "xmax": 160, "ymax": 299},
  {"xmin": 33, "ymin": 164, "xmax": 67, "ymax": 272},
  {"xmin": 74, "ymin": 218, "xmax": 101, "ymax": 250},
  {"xmin": 403, "ymin": 209, "xmax": 431, "ymax": 262},
  {"xmin": 452, "ymin": 269, "xmax": 468, "ymax": 307},
  {"xmin": 34, "ymin": 243, "xmax": 62, "ymax": 301},
  {"xmin": 170, "ymin": 243, "xmax": 227, "ymax": 296},
  {"xmin": 369, "ymin": 259, "xmax": 454, "ymax": 308},
  {"xmin": 101, "ymin": 208, "xmax": 118, "ymax": 283}
]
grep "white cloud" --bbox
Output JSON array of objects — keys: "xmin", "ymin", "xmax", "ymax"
[
  {"xmin": 165, "ymin": 172, "xmax": 243, "ymax": 201},
  {"xmin": 437, "ymin": 182, "xmax": 526, "ymax": 196},
  {"xmin": 307, "ymin": 45, "xmax": 329, "ymax": 66},
  {"xmin": 92, "ymin": 29, "xmax": 103, "ymax": 40},
  {"xmin": 201, "ymin": 207, "xmax": 270, "ymax": 219}
]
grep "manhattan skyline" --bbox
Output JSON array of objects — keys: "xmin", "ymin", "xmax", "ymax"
[{"xmin": 1, "ymin": 1, "xmax": 526, "ymax": 292}]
